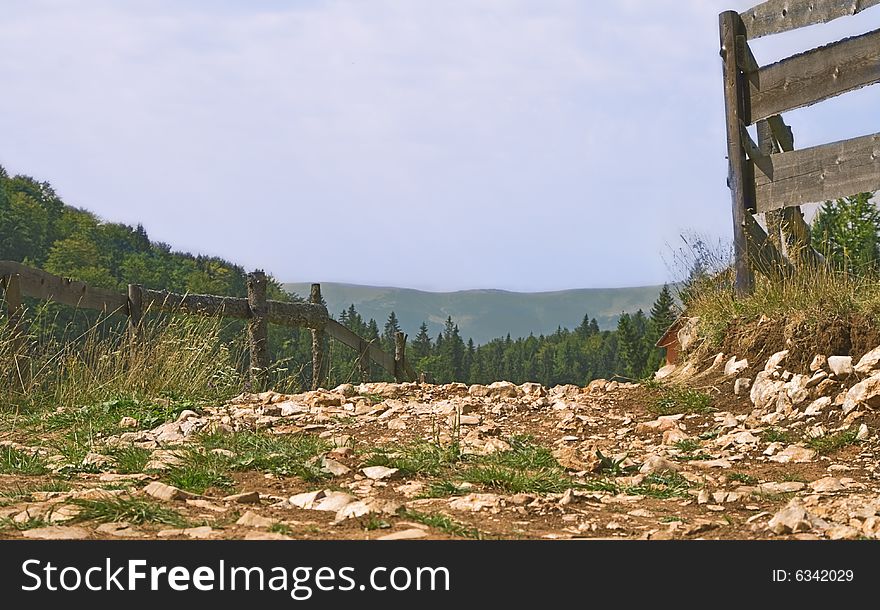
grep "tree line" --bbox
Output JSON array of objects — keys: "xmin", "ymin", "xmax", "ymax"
[{"xmin": 1, "ymin": 165, "xmax": 679, "ymax": 389}]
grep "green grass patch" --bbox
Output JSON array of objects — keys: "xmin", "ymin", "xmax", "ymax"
[
  {"xmin": 649, "ymin": 387, "xmax": 713, "ymax": 416},
  {"xmin": 762, "ymin": 427, "xmax": 794, "ymax": 444},
  {"xmin": 806, "ymin": 427, "xmax": 861, "ymax": 454},
  {"xmin": 402, "ymin": 510, "xmax": 484, "ymax": 540},
  {"xmin": 198, "ymin": 429, "xmax": 330, "ymax": 481},
  {"xmin": 68, "ymin": 496, "xmax": 186, "ymax": 526},
  {"xmin": 728, "ymin": 472, "xmax": 758, "ymax": 485},
  {"xmin": 625, "ymin": 472, "xmax": 692, "ymax": 499},
  {"xmin": 268, "ymin": 522, "xmax": 293, "ymax": 536},
  {"xmin": 165, "ymin": 449, "xmax": 234, "ymax": 494},
  {"xmin": 363, "ymin": 442, "xmax": 461, "ymax": 477},
  {"xmin": 673, "ymin": 439, "xmax": 701, "ymax": 453},
  {"xmin": 418, "ymin": 480, "xmax": 470, "ymax": 498},
  {"xmin": 109, "ymin": 446, "xmax": 152, "ymax": 474},
  {"xmin": 0, "ymin": 479, "xmax": 70, "ymax": 499},
  {"xmin": 460, "ymin": 464, "xmax": 572, "ymax": 494},
  {"xmin": 0, "ymin": 515, "xmax": 52, "ymax": 531},
  {"xmin": 0, "ymin": 447, "xmax": 48, "ymax": 475}
]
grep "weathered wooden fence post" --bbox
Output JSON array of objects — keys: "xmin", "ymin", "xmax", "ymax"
[
  {"xmin": 393, "ymin": 331, "xmax": 407, "ymax": 383},
  {"xmin": 720, "ymin": 10, "xmax": 755, "ymax": 297},
  {"xmin": 310, "ymin": 284, "xmax": 326, "ymax": 390},
  {"xmin": 247, "ymin": 271, "xmax": 270, "ymax": 391},
  {"xmin": 357, "ymin": 338, "xmax": 370, "ymax": 382},
  {"xmin": 127, "ymin": 284, "xmax": 143, "ymax": 336}
]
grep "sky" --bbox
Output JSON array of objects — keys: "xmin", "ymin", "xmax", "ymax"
[{"xmin": 1, "ymin": 0, "xmax": 878, "ymax": 291}]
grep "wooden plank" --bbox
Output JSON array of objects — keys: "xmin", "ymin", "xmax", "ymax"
[
  {"xmin": 721, "ymin": 11, "xmax": 756, "ymax": 296},
  {"xmin": 325, "ymin": 319, "xmax": 396, "ymax": 376},
  {"xmin": 754, "ymin": 131, "xmax": 880, "ymax": 212},
  {"xmin": 247, "ymin": 271, "xmax": 269, "ymax": 390},
  {"xmin": 748, "ymin": 28, "xmax": 880, "ymax": 123},
  {"xmin": 740, "ymin": 123, "xmax": 774, "ymax": 177},
  {"xmin": 740, "ymin": 0, "xmax": 880, "ymax": 40},
  {"xmin": 0, "ymin": 261, "xmax": 127, "ymax": 312},
  {"xmin": 736, "ymin": 35, "xmax": 760, "ymax": 75}
]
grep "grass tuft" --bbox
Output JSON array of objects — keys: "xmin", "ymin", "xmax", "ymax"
[
  {"xmin": 806, "ymin": 427, "xmax": 861, "ymax": 454},
  {"xmin": 649, "ymin": 387, "xmax": 713, "ymax": 416},
  {"xmin": 68, "ymin": 496, "xmax": 186, "ymax": 526}
]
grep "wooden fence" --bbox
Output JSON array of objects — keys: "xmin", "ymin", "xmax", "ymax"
[
  {"xmin": 0, "ymin": 260, "xmax": 416, "ymax": 389},
  {"xmin": 719, "ymin": 0, "xmax": 880, "ymax": 295}
]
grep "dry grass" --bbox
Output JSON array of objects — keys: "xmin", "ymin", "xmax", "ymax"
[{"xmin": 0, "ymin": 304, "xmax": 246, "ymax": 415}]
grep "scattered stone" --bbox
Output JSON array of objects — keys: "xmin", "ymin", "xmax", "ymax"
[
  {"xmin": 143, "ymin": 481, "xmax": 193, "ymax": 502},
  {"xmin": 827, "ymin": 356, "xmax": 853, "ymax": 377},
  {"xmin": 769, "ymin": 445, "xmax": 817, "ymax": 464},
  {"xmin": 842, "ymin": 372, "xmax": 880, "ymax": 414},
  {"xmin": 639, "ymin": 456, "xmax": 679, "ymax": 475},
  {"xmin": 236, "ymin": 511, "xmax": 278, "ymax": 528},
  {"xmin": 119, "ymin": 416, "xmax": 139, "ymax": 428},
  {"xmin": 377, "ymin": 528, "xmax": 429, "ymax": 540},
  {"xmin": 95, "ymin": 522, "xmax": 143, "ymax": 538},
  {"xmin": 810, "ymin": 477, "xmax": 845, "ymax": 493},
  {"xmin": 768, "ymin": 500, "xmax": 812, "ymax": 535},
  {"xmin": 734, "ymin": 378, "xmax": 752, "ymax": 396},
  {"xmin": 223, "ymin": 491, "xmax": 261, "ymax": 504},
  {"xmin": 23, "ymin": 526, "xmax": 90, "ymax": 540},
  {"xmin": 810, "ymin": 355, "xmax": 827, "ymax": 372},
  {"xmin": 765, "ymin": 350, "xmax": 789, "ymax": 372},
  {"xmin": 856, "ymin": 423, "xmax": 870, "ymax": 441},
  {"xmin": 855, "ymin": 346, "xmax": 880, "ymax": 374},
  {"xmin": 724, "ymin": 357, "xmax": 749, "ymax": 377},
  {"xmin": 321, "ymin": 457, "xmax": 351, "ymax": 476},
  {"xmin": 361, "ymin": 466, "xmax": 399, "ymax": 480}
]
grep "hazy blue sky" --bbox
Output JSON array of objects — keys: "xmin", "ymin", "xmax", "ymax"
[{"xmin": 2, "ymin": 1, "xmax": 878, "ymax": 291}]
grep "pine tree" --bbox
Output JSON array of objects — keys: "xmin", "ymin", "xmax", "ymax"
[
  {"xmin": 411, "ymin": 322, "xmax": 433, "ymax": 362},
  {"xmin": 646, "ymin": 284, "xmax": 678, "ymax": 371},
  {"xmin": 382, "ymin": 311, "xmax": 401, "ymax": 353},
  {"xmin": 812, "ymin": 192, "xmax": 880, "ymax": 275}
]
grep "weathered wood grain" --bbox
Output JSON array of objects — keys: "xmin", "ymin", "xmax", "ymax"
[
  {"xmin": 746, "ymin": 213, "xmax": 796, "ymax": 278},
  {"xmin": 748, "ymin": 28, "xmax": 880, "ymax": 123},
  {"xmin": 310, "ymin": 284, "xmax": 327, "ymax": 390},
  {"xmin": 247, "ymin": 271, "xmax": 269, "ymax": 390},
  {"xmin": 767, "ymin": 115, "xmax": 795, "ymax": 151},
  {"xmin": 721, "ymin": 11, "xmax": 756, "ymax": 296},
  {"xmin": 325, "ymin": 319, "xmax": 396, "ymax": 376},
  {"xmin": 754, "ymin": 131, "xmax": 880, "ymax": 212},
  {"xmin": 141, "ymin": 288, "xmax": 250, "ymax": 318},
  {"xmin": 0, "ymin": 261, "xmax": 128, "ymax": 312},
  {"xmin": 740, "ymin": 0, "xmax": 880, "ymax": 40}
]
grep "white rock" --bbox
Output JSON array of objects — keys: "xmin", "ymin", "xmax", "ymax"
[
  {"xmin": 768, "ymin": 500, "xmax": 812, "ymax": 535},
  {"xmin": 662, "ymin": 428, "xmax": 689, "ymax": 445},
  {"xmin": 289, "ymin": 490, "xmax": 324, "ymax": 509},
  {"xmin": 313, "ymin": 491, "xmax": 358, "ymax": 512},
  {"xmin": 809, "ymin": 355, "xmax": 827, "ymax": 372},
  {"xmin": 639, "ymin": 455, "xmax": 679, "ymax": 475},
  {"xmin": 855, "ymin": 346, "xmax": 880, "ymax": 374},
  {"xmin": 809, "ymin": 477, "xmax": 844, "ymax": 493},
  {"xmin": 448, "ymin": 493, "xmax": 501, "ymax": 512},
  {"xmin": 23, "ymin": 526, "xmax": 90, "ymax": 540},
  {"xmin": 842, "ymin": 372, "xmax": 880, "ymax": 414},
  {"xmin": 655, "ymin": 364, "xmax": 676, "ymax": 380},
  {"xmin": 724, "ymin": 357, "xmax": 749, "ymax": 377},
  {"xmin": 751, "ymin": 371, "xmax": 785, "ymax": 410},
  {"xmin": 804, "ymin": 396, "xmax": 832, "ymax": 416},
  {"xmin": 733, "ymin": 378, "xmax": 752, "ymax": 396},
  {"xmin": 361, "ymin": 466, "xmax": 399, "ymax": 480},
  {"xmin": 378, "ymin": 528, "xmax": 428, "ymax": 540},
  {"xmin": 236, "ymin": 511, "xmax": 277, "ymax": 528},
  {"xmin": 856, "ymin": 423, "xmax": 870, "ymax": 441},
  {"xmin": 335, "ymin": 498, "xmax": 401, "ymax": 522},
  {"xmin": 769, "ymin": 445, "xmax": 817, "ymax": 464},
  {"xmin": 321, "ymin": 458, "xmax": 351, "ymax": 476},
  {"xmin": 765, "ymin": 350, "xmax": 790, "ymax": 372},
  {"xmin": 143, "ymin": 482, "xmax": 192, "ymax": 502},
  {"xmin": 827, "ymin": 356, "xmax": 853, "ymax": 377}
]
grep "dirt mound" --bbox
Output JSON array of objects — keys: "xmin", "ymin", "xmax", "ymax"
[{"xmin": 717, "ymin": 314, "xmax": 880, "ymax": 373}]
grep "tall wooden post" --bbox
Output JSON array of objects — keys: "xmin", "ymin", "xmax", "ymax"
[
  {"xmin": 720, "ymin": 11, "xmax": 754, "ymax": 297},
  {"xmin": 357, "ymin": 338, "xmax": 370, "ymax": 382},
  {"xmin": 2, "ymin": 273, "xmax": 24, "ymax": 353},
  {"xmin": 393, "ymin": 331, "xmax": 407, "ymax": 383},
  {"xmin": 127, "ymin": 284, "xmax": 144, "ymax": 334},
  {"xmin": 247, "ymin": 271, "xmax": 269, "ymax": 391},
  {"xmin": 310, "ymin": 284, "xmax": 326, "ymax": 390}
]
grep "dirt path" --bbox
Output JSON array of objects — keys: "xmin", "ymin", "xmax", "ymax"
[{"xmin": 2, "ymin": 351, "xmax": 879, "ymax": 540}]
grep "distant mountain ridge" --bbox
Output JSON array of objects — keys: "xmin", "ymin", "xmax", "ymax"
[{"xmin": 282, "ymin": 282, "xmax": 669, "ymax": 345}]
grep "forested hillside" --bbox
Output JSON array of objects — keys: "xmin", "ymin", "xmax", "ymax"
[{"xmin": 0, "ymin": 165, "xmax": 678, "ymax": 387}]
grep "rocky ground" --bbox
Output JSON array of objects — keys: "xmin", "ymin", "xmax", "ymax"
[{"xmin": 3, "ymin": 342, "xmax": 880, "ymax": 541}]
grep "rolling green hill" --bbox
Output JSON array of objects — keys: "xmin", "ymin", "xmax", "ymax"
[{"xmin": 283, "ymin": 282, "xmax": 670, "ymax": 345}]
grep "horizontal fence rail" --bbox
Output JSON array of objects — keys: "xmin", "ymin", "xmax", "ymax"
[
  {"xmin": 740, "ymin": 0, "xmax": 880, "ymax": 40},
  {"xmin": 0, "ymin": 261, "xmax": 416, "ymax": 388},
  {"xmin": 720, "ymin": 0, "xmax": 880, "ymax": 296}
]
